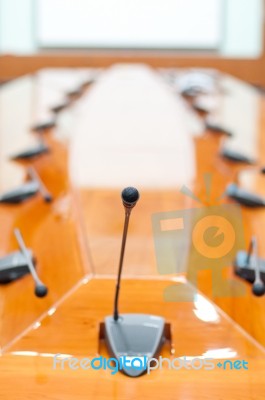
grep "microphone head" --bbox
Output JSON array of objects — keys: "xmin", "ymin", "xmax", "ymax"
[
  {"xmin": 252, "ymin": 281, "xmax": 265, "ymax": 297},
  {"xmin": 35, "ymin": 284, "xmax": 48, "ymax": 298},
  {"xmin": 121, "ymin": 187, "xmax": 140, "ymax": 208},
  {"xmin": 44, "ymin": 194, "xmax": 53, "ymax": 203}
]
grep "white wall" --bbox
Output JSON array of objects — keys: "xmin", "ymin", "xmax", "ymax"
[
  {"xmin": 0, "ymin": 0, "xmax": 264, "ymax": 58},
  {"xmin": 0, "ymin": 0, "xmax": 35, "ymax": 53},
  {"xmin": 221, "ymin": 0, "xmax": 264, "ymax": 57}
]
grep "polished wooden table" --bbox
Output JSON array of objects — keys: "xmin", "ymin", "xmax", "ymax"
[{"xmin": 0, "ymin": 65, "xmax": 265, "ymax": 399}]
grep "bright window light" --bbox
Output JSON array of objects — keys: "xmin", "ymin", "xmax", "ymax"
[{"xmin": 37, "ymin": 0, "xmax": 222, "ymax": 49}]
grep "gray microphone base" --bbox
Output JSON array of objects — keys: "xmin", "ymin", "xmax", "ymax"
[
  {"xmin": 234, "ymin": 250, "xmax": 265, "ymax": 283},
  {"xmin": 0, "ymin": 250, "xmax": 34, "ymax": 283},
  {"xmin": 103, "ymin": 314, "xmax": 165, "ymax": 377}
]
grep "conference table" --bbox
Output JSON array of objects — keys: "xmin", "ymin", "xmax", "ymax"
[{"xmin": 0, "ymin": 64, "xmax": 265, "ymax": 399}]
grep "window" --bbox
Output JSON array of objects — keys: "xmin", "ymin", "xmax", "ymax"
[{"xmin": 37, "ymin": 0, "xmax": 223, "ymax": 50}]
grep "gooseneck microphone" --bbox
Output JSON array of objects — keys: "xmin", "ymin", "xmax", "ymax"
[
  {"xmin": 104, "ymin": 187, "xmax": 166, "ymax": 377},
  {"xmin": 28, "ymin": 167, "xmax": 53, "ymax": 203},
  {"xmin": 113, "ymin": 187, "xmax": 140, "ymax": 321},
  {"xmin": 251, "ymin": 237, "xmax": 265, "ymax": 296},
  {"xmin": 14, "ymin": 229, "xmax": 48, "ymax": 297}
]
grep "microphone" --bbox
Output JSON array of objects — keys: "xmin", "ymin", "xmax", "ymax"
[
  {"xmin": 50, "ymin": 101, "xmax": 70, "ymax": 114},
  {"xmin": 221, "ymin": 148, "xmax": 255, "ymax": 164},
  {"xmin": 10, "ymin": 140, "xmax": 50, "ymax": 161},
  {"xmin": 205, "ymin": 121, "xmax": 233, "ymax": 137},
  {"xmin": 251, "ymin": 237, "xmax": 265, "ymax": 296},
  {"xmin": 31, "ymin": 120, "xmax": 56, "ymax": 133},
  {"xmin": 0, "ymin": 181, "xmax": 39, "ymax": 204},
  {"xmin": 28, "ymin": 167, "xmax": 53, "ymax": 203},
  {"xmin": 113, "ymin": 187, "xmax": 140, "ymax": 321},
  {"xmin": 103, "ymin": 187, "xmax": 166, "ymax": 377},
  {"xmin": 226, "ymin": 183, "xmax": 265, "ymax": 207},
  {"xmin": 14, "ymin": 229, "xmax": 48, "ymax": 297}
]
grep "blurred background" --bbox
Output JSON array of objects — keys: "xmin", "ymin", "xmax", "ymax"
[{"xmin": 0, "ymin": 0, "xmax": 264, "ymax": 85}]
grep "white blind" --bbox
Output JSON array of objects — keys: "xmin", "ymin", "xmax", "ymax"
[{"xmin": 37, "ymin": 0, "xmax": 222, "ymax": 49}]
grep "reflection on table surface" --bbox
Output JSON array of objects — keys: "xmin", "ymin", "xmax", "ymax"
[{"xmin": 1, "ymin": 278, "xmax": 264, "ymax": 399}]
